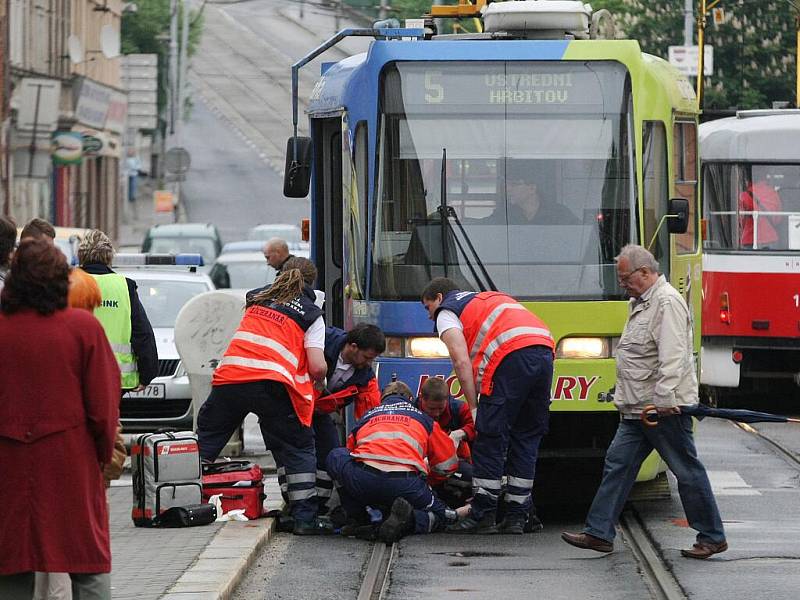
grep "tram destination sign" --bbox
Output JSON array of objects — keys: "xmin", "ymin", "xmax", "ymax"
[{"xmin": 390, "ymin": 62, "xmax": 626, "ymax": 111}]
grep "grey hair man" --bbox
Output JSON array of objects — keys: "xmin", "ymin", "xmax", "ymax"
[
  {"xmin": 562, "ymin": 244, "xmax": 727, "ymax": 559},
  {"xmin": 263, "ymin": 238, "xmax": 294, "ymax": 273}
]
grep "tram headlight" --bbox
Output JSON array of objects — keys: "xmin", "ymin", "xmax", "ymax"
[
  {"xmin": 556, "ymin": 337, "xmax": 610, "ymax": 359},
  {"xmin": 407, "ymin": 337, "xmax": 450, "ymax": 358},
  {"xmin": 383, "ymin": 336, "xmax": 405, "ymax": 358}
]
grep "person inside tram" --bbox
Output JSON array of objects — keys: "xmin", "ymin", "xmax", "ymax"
[
  {"xmin": 739, "ymin": 177, "xmax": 783, "ymax": 249},
  {"xmin": 486, "ymin": 160, "xmax": 580, "ymax": 225}
]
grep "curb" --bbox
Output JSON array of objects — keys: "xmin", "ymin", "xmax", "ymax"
[{"xmin": 160, "ymin": 516, "xmax": 277, "ymax": 600}]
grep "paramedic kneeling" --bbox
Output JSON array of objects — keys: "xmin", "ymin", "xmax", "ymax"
[
  {"xmin": 421, "ymin": 278, "xmax": 555, "ymax": 534},
  {"xmin": 326, "ymin": 381, "xmax": 462, "ymax": 544},
  {"xmin": 197, "ymin": 267, "xmax": 330, "ymax": 535}
]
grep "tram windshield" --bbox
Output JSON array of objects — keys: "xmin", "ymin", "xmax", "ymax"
[
  {"xmin": 703, "ymin": 163, "xmax": 800, "ymax": 252},
  {"xmin": 372, "ymin": 61, "xmax": 635, "ymax": 301}
]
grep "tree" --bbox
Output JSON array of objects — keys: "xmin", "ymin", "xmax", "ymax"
[
  {"xmin": 121, "ymin": 0, "xmax": 204, "ymax": 119},
  {"xmin": 612, "ymin": 0, "xmax": 797, "ymax": 109}
]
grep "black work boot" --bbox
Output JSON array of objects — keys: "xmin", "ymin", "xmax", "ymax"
[
  {"xmin": 446, "ymin": 511, "xmax": 498, "ymax": 534},
  {"xmin": 378, "ymin": 498, "xmax": 415, "ymax": 544},
  {"xmin": 496, "ymin": 513, "xmax": 526, "ymax": 535}
]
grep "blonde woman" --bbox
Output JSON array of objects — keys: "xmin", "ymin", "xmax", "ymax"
[{"xmin": 197, "ymin": 267, "xmax": 331, "ymax": 535}]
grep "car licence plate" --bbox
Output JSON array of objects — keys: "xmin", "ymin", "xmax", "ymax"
[{"xmin": 125, "ymin": 383, "xmax": 167, "ymax": 399}]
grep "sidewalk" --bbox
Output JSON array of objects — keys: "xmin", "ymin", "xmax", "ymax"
[{"xmin": 110, "ymin": 417, "xmax": 283, "ymax": 600}]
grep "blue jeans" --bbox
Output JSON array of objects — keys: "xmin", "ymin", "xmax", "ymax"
[
  {"xmin": 326, "ymin": 448, "xmax": 449, "ymax": 534},
  {"xmin": 584, "ymin": 415, "xmax": 725, "ymax": 545}
]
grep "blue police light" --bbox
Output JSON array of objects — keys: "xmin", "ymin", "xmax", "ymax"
[
  {"xmin": 175, "ymin": 254, "xmax": 204, "ymax": 266},
  {"xmin": 112, "ymin": 253, "xmax": 204, "ymax": 267}
]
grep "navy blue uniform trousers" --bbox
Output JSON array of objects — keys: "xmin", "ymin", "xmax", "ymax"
[
  {"xmin": 197, "ymin": 380, "xmax": 318, "ymax": 522},
  {"xmin": 326, "ymin": 447, "xmax": 449, "ymax": 534},
  {"xmin": 471, "ymin": 345, "xmax": 553, "ymax": 519}
]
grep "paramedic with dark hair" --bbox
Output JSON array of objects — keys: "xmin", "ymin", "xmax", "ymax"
[{"xmin": 421, "ymin": 277, "xmax": 555, "ymax": 534}]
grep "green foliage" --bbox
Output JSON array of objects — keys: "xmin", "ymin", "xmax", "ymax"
[
  {"xmin": 121, "ymin": 0, "xmax": 204, "ymax": 117},
  {"xmin": 616, "ymin": 0, "xmax": 797, "ymax": 109}
]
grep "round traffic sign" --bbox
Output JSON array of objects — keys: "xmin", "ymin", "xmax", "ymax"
[{"xmin": 165, "ymin": 147, "xmax": 191, "ymax": 174}]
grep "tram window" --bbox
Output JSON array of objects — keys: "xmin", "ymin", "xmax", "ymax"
[
  {"xmin": 642, "ymin": 121, "xmax": 669, "ymax": 265},
  {"xmin": 673, "ymin": 121, "xmax": 697, "ymax": 254},
  {"xmin": 342, "ymin": 121, "xmax": 368, "ymax": 298},
  {"xmin": 372, "ymin": 60, "xmax": 635, "ymax": 301}
]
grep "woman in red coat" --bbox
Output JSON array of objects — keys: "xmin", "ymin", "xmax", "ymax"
[{"xmin": 0, "ymin": 239, "xmax": 121, "ymax": 600}]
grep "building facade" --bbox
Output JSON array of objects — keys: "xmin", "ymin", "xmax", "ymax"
[{"xmin": 8, "ymin": 0, "xmax": 126, "ymax": 240}]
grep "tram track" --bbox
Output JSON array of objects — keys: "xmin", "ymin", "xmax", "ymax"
[
  {"xmin": 357, "ymin": 541, "xmax": 397, "ymax": 600},
  {"xmin": 735, "ymin": 422, "xmax": 800, "ymax": 469},
  {"xmin": 619, "ymin": 510, "xmax": 688, "ymax": 600}
]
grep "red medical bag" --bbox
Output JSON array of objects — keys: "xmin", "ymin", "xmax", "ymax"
[{"xmin": 202, "ymin": 461, "xmax": 265, "ymax": 520}]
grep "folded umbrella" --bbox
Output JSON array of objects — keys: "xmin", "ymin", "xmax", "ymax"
[{"xmin": 642, "ymin": 403, "xmax": 800, "ymax": 427}]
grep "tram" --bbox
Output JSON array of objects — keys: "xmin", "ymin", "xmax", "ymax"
[
  {"xmin": 699, "ymin": 110, "xmax": 800, "ymax": 405},
  {"xmin": 285, "ymin": 1, "xmax": 700, "ymax": 476}
]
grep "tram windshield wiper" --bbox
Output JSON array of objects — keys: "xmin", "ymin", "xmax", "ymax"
[{"xmin": 437, "ymin": 148, "xmax": 497, "ymax": 292}]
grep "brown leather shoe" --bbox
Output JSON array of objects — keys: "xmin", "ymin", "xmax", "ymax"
[
  {"xmin": 561, "ymin": 531, "xmax": 613, "ymax": 553},
  {"xmin": 680, "ymin": 540, "xmax": 728, "ymax": 559}
]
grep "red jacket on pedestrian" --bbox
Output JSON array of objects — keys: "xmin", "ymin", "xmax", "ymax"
[{"xmin": 0, "ymin": 308, "xmax": 120, "ymax": 574}]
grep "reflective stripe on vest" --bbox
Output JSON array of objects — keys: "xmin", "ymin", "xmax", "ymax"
[
  {"xmin": 351, "ymin": 417, "xmax": 431, "ymax": 474},
  {"xmin": 91, "ymin": 272, "xmax": 138, "ymax": 389},
  {"xmin": 460, "ymin": 292, "xmax": 554, "ymax": 395},
  {"xmin": 212, "ymin": 305, "xmax": 316, "ymax": 426}
]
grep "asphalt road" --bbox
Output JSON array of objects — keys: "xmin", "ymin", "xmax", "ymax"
[{"xmin": 181, "ymin": 97, "xmax": 306, "ymax": 244}]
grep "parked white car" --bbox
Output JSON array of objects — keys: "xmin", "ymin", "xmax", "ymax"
[{"xmin": 115, "ymin": 258, "xmax": 214, "ymax": 433}]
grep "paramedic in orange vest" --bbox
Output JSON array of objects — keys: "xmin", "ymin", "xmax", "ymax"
[
  {"xmin": 197, "ymin": 267, "xmax": 330, "ymax": 535},
  {"xmin": 325, "ymin": 381, "xmax": 464, "ymax": 544},
  {"xmin": 414, "ymin": 377, "xmax": 475, "ymax": 509},
  {"xmin": 421, "ymin": 277, "xmax": 555, "ymax": 534}
]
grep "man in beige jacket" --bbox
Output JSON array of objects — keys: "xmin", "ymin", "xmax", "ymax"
[{"xmin": 561, "ymin": 244, "xmax": 727, "ymax": 559}]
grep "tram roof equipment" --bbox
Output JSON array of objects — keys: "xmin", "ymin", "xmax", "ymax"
[{"xmin": 699, "ymin": 109, "xmax": 800, "ymax": 162}]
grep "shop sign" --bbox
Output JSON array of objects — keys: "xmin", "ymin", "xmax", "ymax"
[
  {"xmin": 105, "ymin": 91, "xmax": 128, "ymax": 134},
  {"xmin": 82, "ymin": 134, "xmax": 104, "ymax": 155},
  {"xmin": 74, "ymin": 78, "xmax": 112, "ymax": 129},
  {"xmin": 52, "ymin": 131, "xmax": 83, "ymax": 165},
  {"xmin": 154, "ymin": 190, "xmax": 175, "ymax": 213}
]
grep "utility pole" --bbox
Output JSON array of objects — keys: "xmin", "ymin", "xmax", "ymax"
[
  {"xmin": 696, "ymin": 0, "xmax": 708, "ymax": 109},
  {"xmin": 684, "ymin": 0, "xmax": 694, "ymax": 45},
  {"xmin": 179, "ymin": 0, "xmax": 189, "ymax": 139},
  {"xmin": 169, "ymin": 0, "xmax": 179, "ymax": 137}
]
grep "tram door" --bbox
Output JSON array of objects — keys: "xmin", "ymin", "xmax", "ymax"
[{"xmin": 311, "ymin": 117, "xmax": 344, "ymax": 329}]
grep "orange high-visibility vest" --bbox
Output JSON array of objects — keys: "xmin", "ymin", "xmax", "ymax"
[
  {"xmin": 213, "ymin": 304, "xmax": 316, "ymax": 426},
  {"xmin": 439, "ymin": 291, "xmax": 554, "ymax": 395}
]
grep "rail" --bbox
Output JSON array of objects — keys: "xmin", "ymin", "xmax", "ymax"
[
  {"xmin": 619, "ymin": 510, "xmax": 688, "ymax": 600},
  {"xmin": 735, "ymin": 422, "xmax": 800, "ymax": 469},
  {"xmin": 357, "ymin": 541, "xmax": 397, "ymax": 600}
]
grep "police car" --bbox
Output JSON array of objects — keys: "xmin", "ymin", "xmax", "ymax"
[{"xmin": 113, "ymin": 254, "xmax": 214, "ymax": 433}]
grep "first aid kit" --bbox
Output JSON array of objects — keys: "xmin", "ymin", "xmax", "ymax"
[
  {"xmin": 131, "ymin": 431, "xmax": 202, "ymax": 527},
  {"xmin": 202, "ymin": 460, "xmax": 265, "ymax": 520}
]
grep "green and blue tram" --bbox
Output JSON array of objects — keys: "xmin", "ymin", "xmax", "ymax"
[{"xmin": 285, "ymin": 2, "xmax": 701, "ymax": 478}]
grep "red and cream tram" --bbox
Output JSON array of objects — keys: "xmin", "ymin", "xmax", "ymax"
[{"xmin": 699, "ymin": 110, "xmax": 800, "ymax": 404}]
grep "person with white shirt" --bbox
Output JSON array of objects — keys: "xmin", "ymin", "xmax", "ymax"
[
  {"xmin": 197, "ymin": 264, "xmax": 332, "ymax": 535},
  {"xmin": 421, "ymin": 277, "xmax": 555, "ymax": 534}
]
